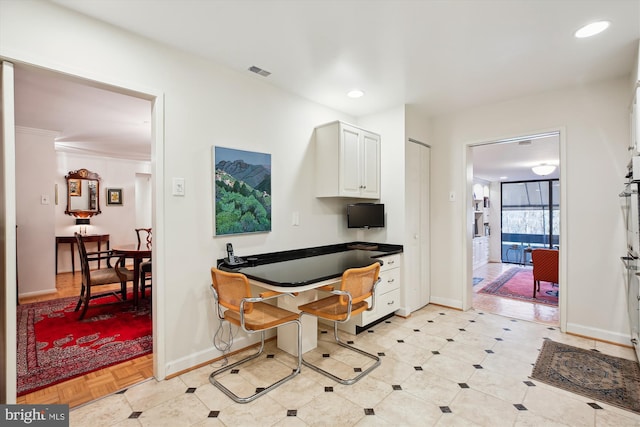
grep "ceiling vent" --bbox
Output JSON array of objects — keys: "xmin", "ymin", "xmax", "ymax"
[{"xmin": 248, "ymin": 66, "xmax": 271, "ymax": 77}]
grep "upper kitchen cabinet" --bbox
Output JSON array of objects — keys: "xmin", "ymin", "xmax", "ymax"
[{"xmin": 315, "ymin": 121, "xmax": 381, "ymax": 199}]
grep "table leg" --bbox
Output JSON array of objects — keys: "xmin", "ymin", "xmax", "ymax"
[
  {"xmin": 277, "ymin": 289, "xmax": 319, "ymax": 356},
  {"xmin": 133, "ymin": 259, "xmax": 140, "ymax": 308},
  {"xmin": 69, "ymin": 242, "xmax": 75, "ymax": 274}
]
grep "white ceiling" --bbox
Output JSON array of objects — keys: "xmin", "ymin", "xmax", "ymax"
[{"xmin": 14, "ymin": 0, "xmax": 640, "ymax": 173}]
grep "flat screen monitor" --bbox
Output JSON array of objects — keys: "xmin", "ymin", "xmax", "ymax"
[{"xmin": 347, "ymin": 203, "xmax": 385, "ymax": 229}]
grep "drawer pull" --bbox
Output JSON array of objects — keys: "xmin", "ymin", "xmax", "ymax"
[
  {"xmin": 387, "ymin": 300, "xmax": 394, "ymax": 305},
  {"xmin": 387, "ymin": 278, "xmax": 395, "ymax": 283},
  {"xmin": 387, "ymin": 260, "xmax": 395, "ymax": 265}
]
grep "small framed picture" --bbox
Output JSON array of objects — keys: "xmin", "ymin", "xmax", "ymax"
[
  {"xmin": 68, "ymin": 179, "xmax": 81, "ymax": 197},
  {"xmin": 106, "ymin": 188, "xmax": 123, "ymax": 206}
]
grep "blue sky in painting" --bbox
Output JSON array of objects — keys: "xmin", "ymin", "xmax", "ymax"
[{"xmin": 215, "ymin": 146, "xmax": 271, "ymax": 169}]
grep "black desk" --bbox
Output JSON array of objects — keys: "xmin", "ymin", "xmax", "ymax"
[
  {"xmin": 227, "ymin": 249, "xmax": 388, "ymax": 290},
  {"xmin": 218, "ymin": 243, "xmax": 402, "ymax": 355}
]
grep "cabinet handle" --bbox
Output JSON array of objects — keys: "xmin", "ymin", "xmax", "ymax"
[
  {"xmin": 387, "ymin": 278, "xmax": 395, "ymax": 283},
  {"xmin": 387, "ymin": 260, "xmax": 395, "ymax": 265},
  {"xmin": 387, "ymin": 300, "xmax": 394, "ymax": 305}
]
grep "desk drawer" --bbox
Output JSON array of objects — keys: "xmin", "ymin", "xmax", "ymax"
[
  {"xmin": 362, "ymin": 288, "xmax": 400, "ymax": 325},
  {"xmin": 377, "ymin": 254, "xmax": 400, "ymax": 272},
  {"xmin": 377, "ymin": 267, "xmax": 400, "ymax": 294}
]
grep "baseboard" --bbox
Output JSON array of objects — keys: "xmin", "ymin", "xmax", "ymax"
[
  {"xmin": 18, "ymin": 289, "xmax": 57, "ymax": 299},
  {"xmin": 428, "ymin": 296, "xmax": 463, "ymax": 310},
  {"xmin": 163, "ymin": 329, "xmax": 276, "ymax": 377},
  {"xmin": 566, "ymin": 322, "xmax": 632, "ymax": 347}
]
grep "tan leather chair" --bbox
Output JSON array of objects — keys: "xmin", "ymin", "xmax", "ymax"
[
  {"xmin": 297, "ymin": 262, "xmax": 381, "ymax": 384},
  {"xmin": 74, "ymin": 232, "xmax": 134, "ymax": 319},
  {"xmin": 532, "ymin": 249, "xmax": 559, "ymax": 297},
  {"xmin": 209, "ymin": 267, "xmax": 302, "ymax": 403}
]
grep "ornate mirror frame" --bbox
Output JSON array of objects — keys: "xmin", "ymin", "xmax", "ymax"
[{"xmin": 65, "ymin": 168, "xmax": 101, "ymax": 218}]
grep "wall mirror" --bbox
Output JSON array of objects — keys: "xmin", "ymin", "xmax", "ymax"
[{"xmin": 65, "ymin": 168, "xmax": 101, "ymax": 218}]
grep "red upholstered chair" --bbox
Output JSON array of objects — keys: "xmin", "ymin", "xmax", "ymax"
[{"xmin": 531, "ymin": 249, "xmax": 559, "ymax": 297}]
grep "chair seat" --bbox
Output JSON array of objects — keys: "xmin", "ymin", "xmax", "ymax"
[
  {"xmin": 298, "ymin": 295, "xmax": 369, "ymax": 321},
  {"xmin": 89, "ymin": 267, "xmax": 133, "ymax": 286},
  {"xmin": 224, "ymin": 302, "xmax": 299, "ymax": 330}
]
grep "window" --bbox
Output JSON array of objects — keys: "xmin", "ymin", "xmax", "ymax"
[{"xmin": 501, "ymin": 180, "xmax": 559, "ymax": 263}]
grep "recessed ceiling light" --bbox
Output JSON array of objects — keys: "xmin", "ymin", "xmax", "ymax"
[
  {"xmin": 574, "ymin": 21, "xmax": 610, "ymax": 38},
  {"xmin": 500, "ymin": 176, "xmax": 508, "ymax": 180},
  {"xmin": 347, "ymin": 89, "xmax": 364, "ymax": 98}
]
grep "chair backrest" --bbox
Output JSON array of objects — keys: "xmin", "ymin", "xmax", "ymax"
[
  {"xmin": 338, "ymin": 262, "xmax": 381, "ymax": 306},
  {"xmin": 75, "ymin": 232, "xmax": 91, "ymax": 285},
  {"xmin": 532, "ymin": 249, "xmax": 559, "ymax": 283},
  {"xmin": 135, "ymin": 228, "xmax": 152, "ymax": 249},
  {"xmin": 211, "ymin": 268, "xmax": 253, "ymax": 313}
]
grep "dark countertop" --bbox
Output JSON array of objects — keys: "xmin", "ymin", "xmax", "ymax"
[{"xmin": 217, "ymin": 242, "xmax": 402, "ymax": 287}]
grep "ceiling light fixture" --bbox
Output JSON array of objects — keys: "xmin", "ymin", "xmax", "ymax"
[
  {"xmin": 347, "ymin": 89, "xmax": 364, "ymax": 98},
  {"xmin": 574, "ymin": 21, "xmax": 610, "ymax": 38},
  {"xmin": 531, "ymin": 164, "xmax": 556, "ymax": 176}
]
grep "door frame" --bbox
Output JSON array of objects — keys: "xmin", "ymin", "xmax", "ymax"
[
  {"xmin": 0, "ymin": 57, "xmax": 166, "ymax": 403},
  {"xmin": 463, "ymin": 128, "xmax": 567, "ymax": 332}
]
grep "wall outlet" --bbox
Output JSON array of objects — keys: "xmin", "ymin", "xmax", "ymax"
[{"xmin": 41, "ymin": 194, "xmax": 50, "ymax": 205}]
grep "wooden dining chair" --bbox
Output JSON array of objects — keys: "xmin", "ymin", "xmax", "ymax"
[
  {"xmin": 135, "ymin": 228, "xmax": 152, "ymax": 298},
  {"xmin": 297, "ymin": 262, "xmax": 381, "ymax": 384},
  {"xmin": 209, "ymin": 267, "xmax": 302, "ymax": 403},
  {"xmin": 74, "ymin": 232, "xmax": 134, "ymax": 319}
]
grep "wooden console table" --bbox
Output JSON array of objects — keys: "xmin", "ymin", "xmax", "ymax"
[{"xmin": 55, "ymin": 234, "xmax": 110, "ymax": 274}]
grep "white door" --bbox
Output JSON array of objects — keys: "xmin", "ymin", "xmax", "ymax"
[
  {"xmin": 405, "ymin": 139, "xmax": 430, "ymax": 311},
  {"xmin": 1, "ymin": 60, "xmax": 18, "ymax": 403}
]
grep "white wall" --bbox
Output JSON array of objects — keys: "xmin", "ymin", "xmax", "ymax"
[
  {"xmin": 1, "ymin": 0, "xmax": 393, "ymax": 377},
  {"xmin": 430, "ymin": 77, "xmax": 631, "ymax": 344},
  {"xmin": 15, "ymin": 127, "xmax": 57, "ymax": 296},
  {"xmin": 53, "ymin": 152, "xmax": 152, "ymax": 274}
]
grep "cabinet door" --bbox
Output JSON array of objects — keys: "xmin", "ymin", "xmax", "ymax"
[
  {"xmin": 339, "ymin": 125, "xmax": 362, "ymax": 197},
  {"xmin": 360, "ymin": 131, "xmax": 380, "ymax": 198}
]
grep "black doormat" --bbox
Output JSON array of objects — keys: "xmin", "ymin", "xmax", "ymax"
[{"xmin": 531, "ymin": 340, "xmax": 640, "ymax": 414}]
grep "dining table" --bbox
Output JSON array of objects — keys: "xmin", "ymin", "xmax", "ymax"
[{"xmin": 112, "ymin": 243, "xmax": 151, "ymax": 308}]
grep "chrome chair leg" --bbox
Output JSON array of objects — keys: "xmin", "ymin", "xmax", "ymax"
[
  {"xmin": 209, "ymin": 318, "xmax": 302, "ymax": 403},
  {"xmin": 300, "ymin": 316, "xmax": 380, "ymax": 385}
]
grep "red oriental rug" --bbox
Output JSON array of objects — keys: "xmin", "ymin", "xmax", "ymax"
[
  {"xmin": 479, "ymin": 267, "xmax": 558, "ymax": 306},
  {"xmin": 17, "ymin": 294, "xmax": 152, "ymax": 396}
]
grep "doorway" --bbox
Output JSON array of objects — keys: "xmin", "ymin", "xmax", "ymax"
[
  {"xmin": 2, "ymin": 60, "xmax": 162, "ymax": 406},
  {"xmin": 468, "ymin": 132, "xmax": 562, "ymax": 326}
]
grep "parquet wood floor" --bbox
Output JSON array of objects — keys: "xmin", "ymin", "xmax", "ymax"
[
  {"xmin": 472, "ymin": 262, "xmax": 559, "ymax": 325},
  {"xmin": 17, "ymin": 272, "xmax": 154, "ymax": 408}
]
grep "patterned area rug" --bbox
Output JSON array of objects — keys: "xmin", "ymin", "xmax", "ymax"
[
  {"xmin": 17, "ymin": 294, "xmax": 152, "ymax": 396},
  {"xmin": 479, "ymin": 267, "xmax": 558, "ymax": 306},
  {"xmin": 531, "ymin": 340, "xmax": 640, "ymax": 414}
]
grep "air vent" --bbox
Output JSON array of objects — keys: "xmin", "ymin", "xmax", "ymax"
[
  {"xmin": 518, "ymin": 140, "xmax": 532, "ymax": 146},
  {"xmin": 248, "ymin": 66, "xmax": 271, "ymax": 77}
]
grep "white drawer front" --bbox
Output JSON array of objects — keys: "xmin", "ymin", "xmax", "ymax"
[
  {"xmin": 362, "ymin": 288, "xmax": 400, "ymax": 324},
  {"xmin": 377, "ymin": 254, "xmax": 401, "ymax": 272},
  {"xmin": 376, "ymin": 267, "xmax": 400, "ymax": 294}
]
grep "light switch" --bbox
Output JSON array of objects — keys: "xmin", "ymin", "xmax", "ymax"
[{"xmin": 172, "ymin": 178, "xmax": 185, "ymax": 196}]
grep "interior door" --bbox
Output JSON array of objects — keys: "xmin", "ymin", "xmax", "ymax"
[
  {"xmin": 1, "ymin": 60, "xmax": 18, "ymax": 404},
  {"xmin": 405, "ymin": 139, "xmax": 430, "ymax": 311}
]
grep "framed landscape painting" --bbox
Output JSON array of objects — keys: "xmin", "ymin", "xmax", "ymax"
[{"xmin": 213, "ymin": 146, "xmax": 271, "ymax": 235}]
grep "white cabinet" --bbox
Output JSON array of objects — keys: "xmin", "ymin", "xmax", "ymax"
[
  {"xmin": 337, "ymin": 253, "xmax": 401, "ymax": 334},
  {"xmin": 473, "ymin": 236, "xmax": 489, "ymax": 269},
  {"xmin": 315, "ymin": 121, "xmax": 381, "ymax": 199}
]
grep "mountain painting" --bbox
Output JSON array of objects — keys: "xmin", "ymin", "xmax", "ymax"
[{"xmin": 213, "ymin": 146, "xmax": 272, "ymax": 235}]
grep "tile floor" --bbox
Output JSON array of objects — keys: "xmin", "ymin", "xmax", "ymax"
[{"xmin": 69, "ymin": 304, "xmax": 640, "ymax": 427}]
